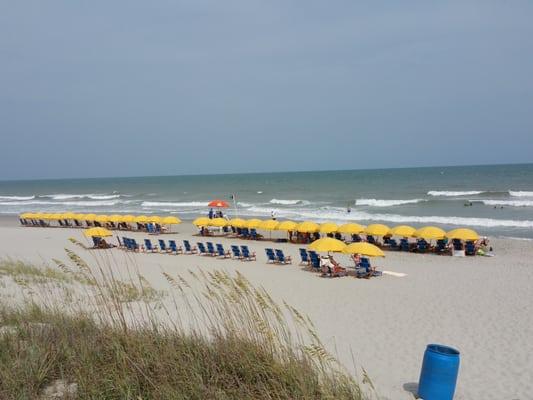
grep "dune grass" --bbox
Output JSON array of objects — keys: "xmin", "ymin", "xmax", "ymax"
[{"xmin": 0, "ymin": 242, "xmax": 370, "ymax": 399}]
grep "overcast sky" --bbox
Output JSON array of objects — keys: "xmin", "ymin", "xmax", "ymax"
[{"xmin": 1, "ymin": 0, "xmax": 532, "ymax": 180}]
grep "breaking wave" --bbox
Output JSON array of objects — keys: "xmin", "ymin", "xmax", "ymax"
[
  {"xmin": 509, "ymin": 191, "xmax": 533, "ymax": 197},
  {"xmin": 269, "ymin": 199, "xmax": 310, "ymax": 205},
  {"xmin": 42, "ymin": 194, "xmax": 121, "ymax": 200},
  {"xmin": 142, "ymin": 201, "xmax": 208, "ymax": 208},
  {"xmin": 427, "ymin": 190, "xmax": 484, "ymax": 197},
  {"xmin": 481, "ymin": 200, "xmax": 533, "ymax": 207},
  {"xmin": 0, "ymin": 195, "xmax": 35, "ymax": 200},
  {"xmin": 355, "ymin": 198, "xmax": 424, "ymax": 207}
]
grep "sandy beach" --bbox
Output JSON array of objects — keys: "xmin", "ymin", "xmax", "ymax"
[{"xmin": 0, "ymin": 216, "xmax": 532, "ymax": 399}]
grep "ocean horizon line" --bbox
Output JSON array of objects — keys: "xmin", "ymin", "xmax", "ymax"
[{"xmin": 1, "ymin": 161, "xmax": 532, "ymax": 184}]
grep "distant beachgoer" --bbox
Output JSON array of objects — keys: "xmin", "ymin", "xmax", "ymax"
[
  {"xmin": 347, "ymin": 206, "xmax": 351, "ymax": 213},
  {"xmin": 271, "ymin": 211, "xmax": 276, "ymax": 220},
  {"xmin": 208, "ymin": 208, "xmax": 214, "ymax": 219}
]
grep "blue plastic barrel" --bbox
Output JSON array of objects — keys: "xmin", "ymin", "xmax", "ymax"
[{"xmin": 418, "ymin": 344, "xmax": 460, "ymax": 400}]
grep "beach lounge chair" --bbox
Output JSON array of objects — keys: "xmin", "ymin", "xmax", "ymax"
[
  {"xmin": 452, "ymin": 239, "xmax": 463, "ymax": 251},
  {"xmin": 117, "ymin": 236, "xmax": 124, "ymax": 248},
  {"xmin": 366, "ymin": 235, "xmax": 376, "ymax": 244},
  {"xmin": 144, "ymin": 239, "xmax": 157, "ymax": 252},
  {"xmin": 416, "ymin": 239, "xmax": 428, "ymax": 253},
  {"xmin": 92, "ymin": 237, "xmax": 102, "ymax": 248},
  {"xmin": 168, "ymin": 240, "xmax": 182, "ymax": 254},
  {"xmin": 183, "ymin": 240, "xmax": 198, "ymax": 254},
  {"xmin": 216, "ymin": 244, "xmax": 231, "ymax": 258},
  {"xmin": 58, "ymin": 220, "xmax": 65, "ymax": 227},
  {"xmin": 241, "ymin": 228, "xmax": 250, "ymax": 239},
  {"xmin": 275, "ymin": 249, "xmax": 292, "ymax": 264},
  {"xmin": 158, "ymin": 239, "xmax": 171, "ymax": 253},
  {"xmin": 465, "ymin": 241, "xmax": 476, "ymax": 256},
  {"xmin": 399, "ymin": 238, "xmax": 409, "ymax": 251},
  {"xmin": 436, "ymin": 239, "xmax": 448, "ymax": 254},
  {"xmin": 130, "ymin": 239, "xmax": 140, "ymax": 252},
  {"xmin": 250, "ymin": 229, "xmax": 258, "ymax": 240},
  {"xmin": 197, "ymin": 242, "xmax": 209, "ymax": 256},
  {"xmin": 387, "ymin": 238, "xmax": 398, "ymax": 249},
  {"xmin": 265, "ymin": 248, "xmax": 277, "ymax": 263},
  {"xmin": 231, "ymin": 245, "xmax": 243, "ymax": 259},
  {"xmin": 74, "ymin": 220, "xmax": 82, "ymax": 227},
  {"xmin": 206, "ymin": 242, "xmax": 217, "ymax": 256},
  {"xmin": 240, "ymin": 245, "xmax": 256, "ymax": 261},
  {"xmin": 310, "ymin": 253, "xmax": 321, "ymax": 271},
  {"xmin": 299, "ymin": 248, "xmax": 310, "ymax": 265}
]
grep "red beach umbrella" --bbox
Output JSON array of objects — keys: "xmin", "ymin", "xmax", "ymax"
[{"xmin": 208, "ymin": 199, "xmax": 229, "ymax": 208}]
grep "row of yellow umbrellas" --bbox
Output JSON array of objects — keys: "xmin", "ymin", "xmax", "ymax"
[
  {"xmin": 20, "ymin": 212, "xmax": 181, "ymax": 225},
  {"xmin": 308, "ymin": 237, "xmax": 385, "ymax": 257},
  {"xmin": 192, "ymin": 217, "xmax": 479, "ymax": 241}
]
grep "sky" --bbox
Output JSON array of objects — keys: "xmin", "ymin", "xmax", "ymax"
[{"xmin": 1, "ymin": 0, "xmax": 533, "ymax": 180}]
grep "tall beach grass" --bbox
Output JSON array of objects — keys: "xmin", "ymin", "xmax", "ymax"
[{"xmin": 0, "ymin": 240, "xmax": 371, "ymax": 399}]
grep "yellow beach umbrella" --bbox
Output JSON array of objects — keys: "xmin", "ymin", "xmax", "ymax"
[
  {"xmin": 276, "ymin": 220, "xmax": 298, "ymax": 231},
  {"xmin": 50, "ymin": 213, "xmax": 63, "ymax": 220},
  {"xmin": 246, "ymin": 218, "xmax": 263, "ymax": 229},
  {"xmin": 308, "ymin": 237, "xmax": 346, "ymax": 252},
  {"xmin": 84, "ymin": 214, "xmax": 97, "ymax": 221},
  {"xmin": 337, "ymin": 223, "xmax": 365, "ymax": 234},
  {"xmin": 134, "ymin": 215, "xmax": 149, "ymax": 223},
  {"xmin": 209, "ymin": 217, "xmax": 228, "ymax": 227},
  {"xmin": 20, "ymin": 212, "xmax": 32, "ymax": 219},
  {"xmin": 415, "ymin": 226, "xmax": 446, "ymax": 240},
  {"xmin": 62, "ymin": 212, "xmax": 76, "ymax": 220},
  {"xmin": 319, "ymin": 222, "xmax": 339, "ymax": 234},
  {"xmin": 229, "ymin": 218, "xmax": 247, "ymax": 228},
  {"xmin": 95, "ymin": 215, "xmax": 110, "ymax": 223},
  {"xmin": 365, "ymin": 224, "xmax": 391, "ymax": 236},
  {"xmin": 193, "ymin": 217, "xmax": 210, "ymax": 227},
  {"xmin": 121, "ymin": 215, "xmax": 135, "ymax": 223},
  {"xmin": 40, "ymin": 213, "xmax": 53, "ymax": 220},
  {"xmin": 342, "ymin": 242, "xmax": 385, "ymax": 257},
  {"xmin": 391, "ymin": 225, "xmax": 417, "ymax": 237},
  {"xmin": 148, "ymin": 215, "xmax": 162, "ymax": 223},
  {"xmin": 84, "ymin": 227, "xmax": 112, "ymax": 237},
  {"xmin": 24, "ymin": 212, "xmax": 38, "ymax": 219},
  {"xmin": 446, "ymin": 228, "xmax": 479, "ymax": 241},
  {"xmin": 162, "ymin": 216, "xmax": 181, "ymax": 225},
  {"xmin": 108, "ymin": 214, "xmax": 123, "ymax": 223},
  {"xmin": 73, "ymin": 213, "xmax": 86, "ymax": 220},
  {"xmin": 296, "ymin": 221, "xmax": 319, "ymax": 233},
  {"xmin": 33, "ymin": 213, "xmax": 44, "ymax": 219},
  {"xmin": 259, "ymin": 219, "xmax": 279, "ymax": 230}
]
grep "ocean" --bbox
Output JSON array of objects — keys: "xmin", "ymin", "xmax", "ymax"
[{"xmin": 1, "ymin": 164, "xmax": 533, "ymax": 238}]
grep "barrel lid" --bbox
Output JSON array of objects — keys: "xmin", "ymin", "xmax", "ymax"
[{"xmin": 427, "ymin": 344, "xmax": 460, "ymax": 356}]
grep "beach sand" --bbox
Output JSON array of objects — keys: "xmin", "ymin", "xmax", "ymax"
[{"xmin": 0, "ymin": 216, "xmax": 532, "ymax": 399}]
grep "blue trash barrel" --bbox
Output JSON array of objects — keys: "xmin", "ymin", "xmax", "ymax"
[{"xmin": 418, "ymin": 344, "xmax": 460, "ymax": 400}]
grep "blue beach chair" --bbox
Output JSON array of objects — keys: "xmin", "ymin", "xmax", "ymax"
[
  {"xmin": 197, "ymin": 242, "xmax": 208, "ymax": 256},
  {"xmin": 240, "ymin": 245, "xmax": 256, "ymax": 261},
  {"xmin": 183, "ymin": 240, "xmax": 197, "ymax": 254},
  {"xmin": 299, "ymin": 248, "xmax": 310, "ymax": 265},
  {"xmin": 169, "ymin": 240, "xmax": 182, "ymax": 254},
  {"xmin": 206, "ymin": 242, "xmax": 217, "ymax": 256},
  {"xmin": 231, "ymin": 245, "xmax": 243, "ymax": 259},
  {"xmin": 144, "ymin": 239, "xmax": 157, "ymax": 252},
  {"xmin": 216, "ymin": 244, "xmax": 231, "ymax": 258},
  {"xmin": 159, "ymin": 239, "xmax": 170, "ymax": 253},
  {"xmin": 417, "ymin": 239, "xmax": 428, "ymax": 253},
  {"xmin": 265, "ymin": 248, "xmax": 277, "ymax": 263},
  {"xmin": 465, "ymin": 241, "xmax": 476, "ymax": 256},
  {"xmin": 275, "ymin": 249, "xmax": 292, "ymax": 264}
]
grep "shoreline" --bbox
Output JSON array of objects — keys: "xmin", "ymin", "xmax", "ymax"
[{"xmin": 0, "ymin": 217, "xmax": 532, "ymax": 399}]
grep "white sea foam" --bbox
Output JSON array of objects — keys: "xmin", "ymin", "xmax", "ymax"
[
  {"xmin": 509, "ymin": 191, "xmax": 533, "ymax": 197},
  {"xmin": 142, "ymin": 201, "xmax": 208, "ymax": 207},
  {"xmin": 269, "ymin": 199, "xmax": 310, "ymax": 205},
  {"xmin": 482, "ymin": 200, "xmax": 533, "ymax": 207},
  {"xmin": 237, "ymin": 202, "xmax": 253, "ymax": 207},
  {"xmin": 427, "ymin": 190, "xmax": 484, "ymax": 197},
  {"xmin": 0, "ymin": 200, "xmax": 120, "ymax": 206},
  {"xmin": 0, "ymin": 195, "xmax": 35, "ymax": 200},
  {"xmin": 245, "ymin": 206, "xmax": 533, "ymax": 228},
  {"xmin": 355, "ymin": 198, "xmax": 424, "ymax": 207},
  {"xmin": 43, "ymin": 194, "xmax": 120, "ymax": 200}
]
